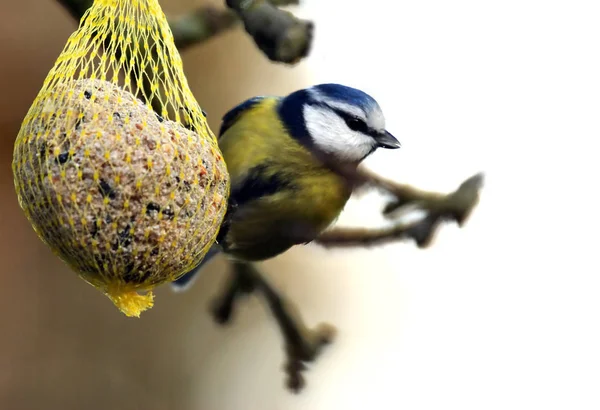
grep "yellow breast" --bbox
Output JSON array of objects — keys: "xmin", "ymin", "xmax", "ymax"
[{"xmin": 217, "ymin": 98, "xmax": 352, "ymax": 260}]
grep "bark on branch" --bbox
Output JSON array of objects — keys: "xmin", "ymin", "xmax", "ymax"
[
  {"xmin": 56, "ymin": 0, "xmax": 484, "ymax": 394},
  {"xmin": 210, "ymin": 171, "xmax": 485, "ymax": 393},
  {"xmin": 56, "ymin": 0, "xmax": 311, "ymax": 63},
  {"xmin": 226, "ymin": 0, "xmax": 313, "ymax": 64}
]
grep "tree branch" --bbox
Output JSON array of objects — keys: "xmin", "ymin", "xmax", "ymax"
[
  {"xmin": 209, "ymin": 171, "xmax": 484, "ymax": 392},
  {"xmin": 226, "ymin": 0, "xmax": 313, "ymax": 64},
  {"xmin": 56, "ymin": 0, "xmax": 92, "ymax": 21},
  {"xmin": 170, "ymin": 6, "xmax": 239, "ymax": 51},
  {"xmin": 316, "ymin": 171, "xmax": 485, "ymax": 248},
  {"xmin": 56, "ymin": 0, "xmax": 484, "ymax": 394},
  {"xmin": 210, "ymin": 261, "xmax": 335, "ymax": 393},
  {"xmin": 56, "ymin": 0, "xmax": 310, "ymax": 63}
]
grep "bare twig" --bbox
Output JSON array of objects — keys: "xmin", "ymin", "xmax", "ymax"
[
  {"xmin": 56, "ymin": 0, "xmax": 310, "ymax": 63},
  {"xmin": 210, "ymin": 261, "xmax": 336, "ymax": 393},
  {"xmin": 170, "ymin": 7, "xmax": 238, "ymax": 50},
  {"xmin": 209, "ymin": 171, "xmax": 484, "ymax": 392},
  {"xmin": 226, "ymin": 0, "xmax": 313, "ymax": 64},
  {"xmin": 56, "ymin": 0, "xmax": 483, "ymax": 394},
  {"xmin": 56, "ymin": 0, "xmax": 92, "ymax": 21},
  {"xmin": 316, "ymin": 216, "xmax": 445, "ymax": 249},
  {"xmin": 317, "ymin": 171, "xmax": 485, "ymax": 248}
]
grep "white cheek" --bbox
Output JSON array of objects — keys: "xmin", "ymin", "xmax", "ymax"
[{"xmin": 303, "ymin": 105, "xmax": 374, "ymax": 162}]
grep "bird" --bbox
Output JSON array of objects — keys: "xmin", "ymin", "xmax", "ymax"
[{"xmin": 171, "ymin": 83, "xmax": 400, "ymax": 291}]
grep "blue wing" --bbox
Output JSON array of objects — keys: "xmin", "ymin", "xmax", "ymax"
[
  {"xmin": 171, "ymin": 244, "xmax": 223, "ymax": 292},
  {"xmin": 218, "ymin": 96, "xmax": 267, "ymax": 138}
]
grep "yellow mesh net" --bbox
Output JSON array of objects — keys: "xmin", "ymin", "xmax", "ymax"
[{"xmin": 12, "ymin": 0, "xmax": 230, "ymax": 317}]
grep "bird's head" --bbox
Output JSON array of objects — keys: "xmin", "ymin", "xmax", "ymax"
[{"xmin": 278, "ymin": 83, "xmax": 400, "ymax": 164}]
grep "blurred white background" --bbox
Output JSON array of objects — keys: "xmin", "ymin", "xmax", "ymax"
[
  {"xmin": 0, "ymin": 0, "xmax": 598, "ymax": 409},
  {"xmin": 191, "ymin": 0, "xmax": 600, "ymax": 408}
]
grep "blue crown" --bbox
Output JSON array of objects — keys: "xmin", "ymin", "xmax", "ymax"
[{"xmin": 310, "ymin": 83, "xmax": 378, "ymax": 110}]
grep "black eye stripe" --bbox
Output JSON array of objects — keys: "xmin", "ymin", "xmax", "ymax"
[
  {"xmin": 329, "ymin": 107, "xmax": 370, "ymax": 134},
  {"xmin": 308, "ymin": 101, "xmax": 377, "ymax": 136}
]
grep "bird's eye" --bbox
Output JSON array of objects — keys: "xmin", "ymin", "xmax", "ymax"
[{"xmin": 344, "ymin": 116, "xmax": 368, "ymax": 133}]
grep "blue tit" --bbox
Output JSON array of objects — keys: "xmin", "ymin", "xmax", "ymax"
[{"xmin": 172, "ymin": 83, "xmax": 400, "ymax": 291}]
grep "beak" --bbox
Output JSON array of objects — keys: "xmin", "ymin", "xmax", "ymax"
[{"xmin": 375, "ymin": 130, "xmax": 401, "ymax": 149}]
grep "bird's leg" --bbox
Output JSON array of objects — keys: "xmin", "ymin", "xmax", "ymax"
[
  {"xmin": 317, "ymin": 170, "xmax": 484, "ymax": 248},
  {"xmin": 210, "ymin": 261, "xmax": 335, "ymax": 392}
]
